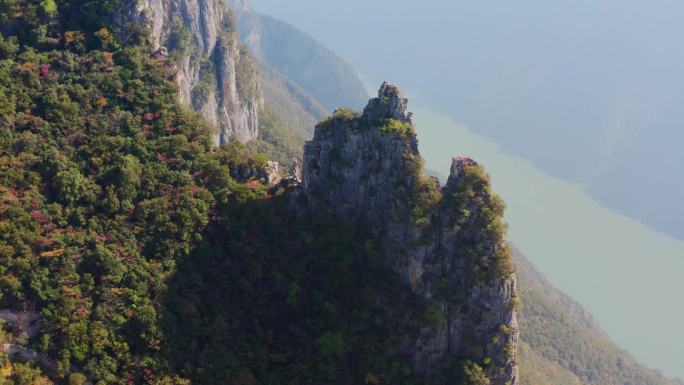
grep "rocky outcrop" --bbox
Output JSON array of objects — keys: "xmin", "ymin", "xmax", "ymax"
[
  {"xmin": 119, "ymin": 0, "xmax": 261, "ymax": 144},
  {"xmin": 264, "ymin": 160, "xmax": 282, "ymax": 185},
  {"xmin": 0, "ymin": 309, "xmax": 86, "ymax": 379},
  {"xmin": 288, "ymin": 157, "xmax": 302, "ymax": 183},
  {"xmin": 301, "ymin": 83, "xmax": 519, "ymax": 385},
  {"xmin": 362, "ymin": 81, "xmax": 413, "ymax": 124}
]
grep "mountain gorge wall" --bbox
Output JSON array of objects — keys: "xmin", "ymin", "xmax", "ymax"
[
  {"xmin": 301, "ymin": 83, "xmax": 519, "ymax": 385},
  {"xmin": 119, "ymin": 0, "xmax": 261, "ymax": 143}
]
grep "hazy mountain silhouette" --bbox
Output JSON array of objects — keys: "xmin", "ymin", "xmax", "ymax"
[{"xmin": 249, "ymin": 0, "xmax": 684, "ymax": 240}]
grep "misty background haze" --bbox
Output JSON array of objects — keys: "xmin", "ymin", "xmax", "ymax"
[
  {"xmin": 248, "ymin": 0, "xmax": 684, "ymax": 379},
  {"xmin": 249, "ymin": 0, "xmax": 684, "ymax": 241}
]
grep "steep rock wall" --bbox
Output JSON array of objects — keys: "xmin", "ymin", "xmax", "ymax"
[
  {"xmin": 302, "ymin": 83, "xmax": 519, "ymax": 385},
  {"xmin": 120, "ymin": 0, "xmax": 261, "ymax": 143}
]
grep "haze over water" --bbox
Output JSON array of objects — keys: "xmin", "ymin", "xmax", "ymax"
[
  {"xmin": 413, "ymin": 107, "xmax": 684, "ymax": 379},
  {"xmin": 250, "ymin": 0, "xmax": 684, "ymax": 377}
]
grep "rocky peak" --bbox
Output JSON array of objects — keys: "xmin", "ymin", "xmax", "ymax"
[
  {"xmin": 288, "ymin": 158, "xmax": 302, "ymax": 183},
  {"xmin": 362, "ymin": 81, "xmax": 412, "ymax": 124},
  {"xmin": 264, "ymin": 161, "xmax": 282, "ymax": 185},
  {"xmin": 447, "ymin": 156, "xmax": 479, "ymax": 187},
  {"xmin": 119, "ymin": 0, "xmax": 262, "ymax": 144},
  {"xmin": 302, "ymin": 85, "xmax": 419, "ymax": 219},
  {"xmin": 301, "ymin": 83, "xmax": 519, "ymax": 385}
]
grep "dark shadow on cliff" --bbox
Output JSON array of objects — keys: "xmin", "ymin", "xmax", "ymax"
[
  {"xmin": 156, "ymin": 82, "xmax": 518, "ymax": 385},
  {"xmin": 156, "ymin": 190, "xmax": 432, "ymax": 384}
]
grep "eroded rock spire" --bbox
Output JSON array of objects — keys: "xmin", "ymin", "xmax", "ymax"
[
  {"xmin": 362, "ymin": 81, "xmax": 413, "ymax": 124},
  {"xmin": 301, "ymin": 82, "xmax": 519, "ymax": 385}
]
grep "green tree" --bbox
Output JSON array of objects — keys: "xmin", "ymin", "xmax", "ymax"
[{"xmin": 315, "ymin": 332, "xmax": 345, "ymax": 356}]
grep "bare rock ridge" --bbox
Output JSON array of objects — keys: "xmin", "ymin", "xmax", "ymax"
[
  {"xmin": 119, "ymin": 0, "xmax": 261, "ymax": 144},
  {"xmin": 362, "ymin": 81, "xmax": 413, "ymax": 124},
  {"xmin": 301, "ymin": 83, "xmax": 519, "ymax": 384}
]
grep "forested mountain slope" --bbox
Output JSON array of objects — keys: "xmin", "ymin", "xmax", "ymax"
[
  {"xmin": 1, "ymin": 1, "xmax": 678, "ymax": 385},
  {"xmin": 0, "ymin": 1, "xmax": 516, "ymax": 384}
]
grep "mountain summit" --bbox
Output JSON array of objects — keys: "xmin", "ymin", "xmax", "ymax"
[{"xmin": 301, "ymin": 83, "xmax": 519, "ymax": 385}]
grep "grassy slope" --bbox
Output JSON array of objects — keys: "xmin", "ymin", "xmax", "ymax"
[
  {"xmin": 258, "ymin": 60, "xmax": 327, "ymax": 136},
  {"xmin": 518, "ymin": 341, "xmax": 582, "ymax": 385}
]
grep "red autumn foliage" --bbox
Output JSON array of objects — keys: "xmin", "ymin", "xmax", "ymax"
[
  {"xmin": 30, "ymin": 210, "xmax": 50, "ymax": 224},
  {"xmin": 39, "ymin": 64, "xmax": 50, "ymax": 78},
  {"xmin": 143, "ymin": 368, "xmax": 154, "ymax": 383},
  {"xmin": 245, "ymin": 180, "xmax": 260, "ymax": 190}
]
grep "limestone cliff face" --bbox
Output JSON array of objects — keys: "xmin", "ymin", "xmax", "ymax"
[
  {"xmin": 120, "ymin": 0, "xmax": 261, "ymax": 143},
  {"xmin": 302, "ymin": 83, "xmax": 519, "ymax": 385}
]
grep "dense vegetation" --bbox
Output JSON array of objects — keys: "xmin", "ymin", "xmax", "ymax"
[
  {"xmin": 0, "ymin": 1, "xmax": 509, "ymax": 384},
  {"xmin": 378, "ymin": 119, "xmax": 414, "ymax": 138},
  {"xmin": 160, "ymin": 197, "xmax": 429, "ymax": 385},
  {"xmin": 5, "ymin": 2, "xmax": 673, "ymax": 385},
  {"xmin": 246, "ymin": 105, "xmax": 305, "ymax": 169},
  {"xmin": 517, "ymin": 341, "xmax": 581, "ymax": 385},
  {"xmin": 0, "ymin": 1, "xmax": 266, "ymax": 382}
]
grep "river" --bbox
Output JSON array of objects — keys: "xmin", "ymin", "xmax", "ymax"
[{"xmin": 413, "ymin": 107, "xmax": 684, "ymax": 379}]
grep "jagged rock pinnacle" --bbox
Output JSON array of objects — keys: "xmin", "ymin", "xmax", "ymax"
[
  {"xmin": 362, "ymin": 81, "xmax": 413, "ymax": 124},
  {"xmin": 447, "ymin": 156, "xmax": 479, "ymax": 187},
  {"xmin": 288, "ymin": 158, "xmax": 302, "ymax": 183},
  {"xmin": 302, "ymin": 83, "xmax": 518, "ymax": 385},
  {"xmin": 264, "ymin": 161, "xmax": 282, "ymax": 185}
]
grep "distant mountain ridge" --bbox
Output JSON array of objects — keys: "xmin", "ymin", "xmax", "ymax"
[
  {"xmin": 256, "ymin": 55, "xmax": 327, "ymax": 136},
  {"xmin": 244, "ymin": 0, "xmax": 684, "ymax": 242},
  {"xmin": 226, "ymin": 0, "xmax": 369, "ymax": 112}
]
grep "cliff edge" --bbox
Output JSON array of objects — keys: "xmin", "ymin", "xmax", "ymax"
[
  {"xmin": 118, "ymin": 0, "xmax": 261, "ymax": 143},
  {"xmin": 301, "ymin": 83, "xmax": 519, "ymax": 385}
]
